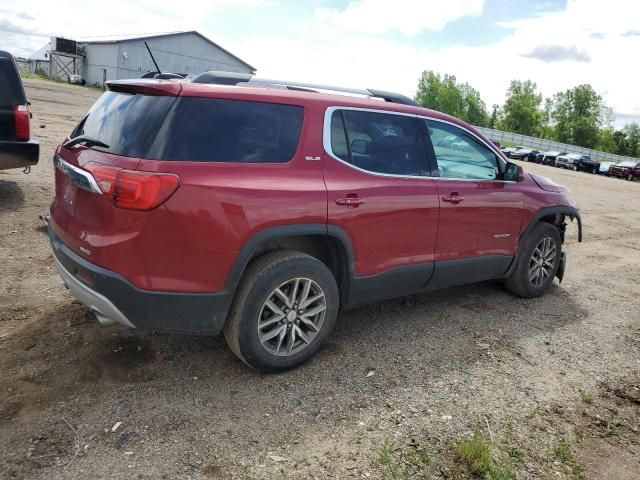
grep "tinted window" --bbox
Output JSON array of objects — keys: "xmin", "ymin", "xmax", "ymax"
[
  {"xmin": 0, "ymin": 55, "xmax": 26, "ymax": 107},
  {"xmin": 0, "ymin": 54, "xmax": 26, "ymax": 140},
  {"xmin": 159, "ymin": 98, "xmax": 303, "ymax": 163},
  {"xmin": 330, "ymin": 110, "xmax": 422, "ymax": 175},
  {"xmin": 71, "ymin": 91, "xmax": 175, "ymax": 158},
  {"xmin": 426, "ymin": 120, "xmax": 499, "ymax": 180}
]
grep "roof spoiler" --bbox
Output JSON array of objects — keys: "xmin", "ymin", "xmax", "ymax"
[
  {"xmin": 191, "ymin": 71, "xmax": 418, "ymax": 106},
  {"xmin": 106, "ymin": 79, "xmax": 182, "ymax": 96}
]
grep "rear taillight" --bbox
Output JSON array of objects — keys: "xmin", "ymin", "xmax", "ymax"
[
  {"xmin": 15, "ymin": 105, "xmax": 30, "ymax": 141},
  {"xmin": 84, "ymin": 162, "xmax": 179, "ymax": 211}
]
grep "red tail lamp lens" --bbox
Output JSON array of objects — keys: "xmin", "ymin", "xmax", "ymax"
[
  {"xmin": 84, "ymin": 162, "xmax": 179, "ymax": 211},
  {"xmin": 15, "ymin": 105, "xmax": 30, "ymax": 141}
]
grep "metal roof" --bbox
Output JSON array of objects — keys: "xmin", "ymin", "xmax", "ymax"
[{"xmin": 80, "ymin": 30, "xmax": 256, "ymax": 72}]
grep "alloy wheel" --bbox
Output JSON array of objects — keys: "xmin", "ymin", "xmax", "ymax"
[
  {"xmin": 258, "ymin": 278, "xmax": 326, "ymax": 356},
  {"xmin": 528, "ymin": 237, "xmax": 557, "ymax": 288}
]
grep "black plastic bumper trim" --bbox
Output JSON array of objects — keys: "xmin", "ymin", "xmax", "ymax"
[{"xmin": 48, "ymin": 224, "xmax": 232, "ymax": 335}]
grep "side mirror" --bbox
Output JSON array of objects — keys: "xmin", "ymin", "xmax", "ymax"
[{"xmin": 504, "ymin": 162, "xmax": 524, "ymax": 182}]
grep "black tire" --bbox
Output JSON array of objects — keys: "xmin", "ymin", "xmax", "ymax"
[
  {"xmin": 627, "ymin": 174, "xmax": 634, "ymax": 181},
  {"xmin": 504, "ymin": 223, "xmax": 562, "ymax": 298},
  {"xmin": 223, "ymin": 250, "xmax": 339, "ymax": 372}
]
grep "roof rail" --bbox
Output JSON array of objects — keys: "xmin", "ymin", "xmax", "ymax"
[{"xmin": 191, "ymin": 71, "xmax": 418, "ymax": 106}]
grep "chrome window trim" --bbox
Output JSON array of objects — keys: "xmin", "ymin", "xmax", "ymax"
[
  {"xmin": 322, "ymin": 106, "xmax": 514, "ymax": 183},
  {"xmin": 53, "ymin": 154, "xmax": 102, "ymax": 194}
]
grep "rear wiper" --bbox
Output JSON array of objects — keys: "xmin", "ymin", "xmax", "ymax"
[{"xmin": 64, "ymin": 135, "xmax": 110, "ymax": 150}]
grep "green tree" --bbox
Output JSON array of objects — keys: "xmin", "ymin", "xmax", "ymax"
[
  {"xmin": 613, "ymin": 130, "xmax": 630, "ymax": 155},
  {"xmin": 489, "ymin": 104, "xmax": 499, "ymax": 129},
  {"xmin": 540, "ymin": 98, "xmax": 554, "ymax": 139},
  {"xmin": 622, "ymin": 122, "xmax": 640, "ymax": 157},
  {"xmin": 498, "ymin": 80, "xmax": 543, "ymax": 136},
  {"xmin": 597, "ymin": 127, "xmax": 616, "ymax": 153},
  {"xmin": 415, "ymin": 70, "xmax": 488, "ymax": 126},
  {"xmin": 552, "ymin": 84, "xmax": 605, "ymax": 148}
]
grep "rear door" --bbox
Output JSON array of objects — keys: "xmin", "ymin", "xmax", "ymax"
[
  {"xmin": 423, "ymin": 118, "xmax": 523, "ymax": 285},
  {"xmin": 323, "ymin": 107, "xmax": 439, "ymax": 304}
]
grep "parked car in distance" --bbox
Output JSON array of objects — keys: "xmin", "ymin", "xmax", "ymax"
[
  {"xmin": 539, "ymin": 151, "xmax": 567, "ymax": 167},
  {"xmin": 47, "ymin": 73, "xmax": 582, "ymax": 371},
  {"xmin": 68, "ymin": 74, "xmax": 86, "ymax": 86},
  {"xmin": 556, "ymin": 153, "xmax": 599, "ymax": 173},
  {"xmin": 502, "ymin": 145, "xmax": 527, "ymax": 158},
  {"xmin": 0, "ymin": 50, "xmax": 39, "ymax": 171},
  {"xmin": 608, "ymin": 160, "xmax": 640, "ymax": 180},
  {"xmin": 510, "ymin": 148, "xmax": 541, "ymax": 162},
  {"xmin": 598, "ymin": 161, "xmax": 615, "ymax": 175}
]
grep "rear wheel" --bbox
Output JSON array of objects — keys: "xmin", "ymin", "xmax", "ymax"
[
  {"xmin": 627, "ymin": 174, "xmax": 634, "ymax": 181},
  {"xmin": 223, "ymin": 251, "xmax": 339, "ymax": 372},
  {"xmin": 572, "ymin": 165, "xmax": 578, "ymax": 171},
  {"xmin": 504, "ymin": 223, "xmax": 562, "ymax": 298}
]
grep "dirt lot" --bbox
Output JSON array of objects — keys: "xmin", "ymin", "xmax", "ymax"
[{"xmin": 1, "ymin": 78, "xmax": 639, "ymax": 479}]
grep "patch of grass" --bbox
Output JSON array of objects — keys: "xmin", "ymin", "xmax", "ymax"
[
  {"xmin": 508, "ymin": 447, "xmax": 523, "ymax": 461},
  {"xmin": 456, "ymin": 430, "xmax": 516, "ymax": 480},
  {"xmin": 606, "ymin": 422, "xmax": 622, "ymax": 436},
  {"xmin": 554, "ymin": 440, "xmax": 573, "ymax": 462},
  {"xmin": 553, "ymin": 439, "xmax": 585, "ymax": 479},
  {"xmin": 379, "ymin": 438, "xmax": 436, "ymax": 480},
  {"xmin": 579, "ymin": 391, "xmax": 594, "ymax": 404}
]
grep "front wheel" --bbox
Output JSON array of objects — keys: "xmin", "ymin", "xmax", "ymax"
[
  {"xmin": 504, "ymin": 223, "xmax": 562, "ymax": 298},
  {"xmin": 627, "ymin": 174, "xmax": 634, "ymax": 181},
  {"xmin": 224, "ymin": 251, "xmax": 339, "ymax": 372},
  {"xmin": 572, "ymin": 165, "xmax": 578, "ymax": 171}
]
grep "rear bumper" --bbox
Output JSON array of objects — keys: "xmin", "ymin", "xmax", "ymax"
[
  {"xmin": 48, "ymin": 224, "xmax": 232, "ymax": 335},
  {"xmin": 0, "ymin": 139, "xmax": 39, "ymax": 170}
]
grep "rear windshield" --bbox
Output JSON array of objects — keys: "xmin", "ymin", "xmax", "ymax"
[
  {"xmin": 0, "ymin": 54, "xmax": 26, "ymax": 107},
  {"xmin": 71, "ymin": 91, "xmax": 175, "ymax": 158},
  {"xmin": 70, "ymin": 92, "xmax": 304, "ymax": 163}
]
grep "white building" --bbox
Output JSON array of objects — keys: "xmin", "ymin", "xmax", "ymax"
[{"xmin": 33, "ymin": 31, "xmax": 256, "ymax": 87}]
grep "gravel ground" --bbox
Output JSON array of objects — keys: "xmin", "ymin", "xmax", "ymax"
[{"xmin": 0, "ymin": 78, "xmax": 638, "ymax": 480}]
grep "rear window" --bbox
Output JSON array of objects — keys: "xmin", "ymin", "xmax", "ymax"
[
  {"xmin": 156, "ymin": 98, "xmax": 304, "ymax": 163},
  {"xmin": 0, "ymin": 55, "xmax": 26, "ymax": 107},
  {"xmin": 70, "ymin": 92, "xmax": 304, "ymax": 163},
  {"xmin": 71, "ymin": 91, "xmax": 175, "ymax": 158}
]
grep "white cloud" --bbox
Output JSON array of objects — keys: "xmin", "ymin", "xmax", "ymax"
[
  {"xmin": 0, "ymin": 0, "xmax": 273, "ymax": 56},
  {"xmin": 2, "ymin": 0, "xmax": 640, "ymax": 127},
  {"xmin": 224, "ymin": 0, "xmax": 640, "ymax": 128},
  {"xmin": 315, "ymin": 0, "xmax": 484, "ymax": 35}
]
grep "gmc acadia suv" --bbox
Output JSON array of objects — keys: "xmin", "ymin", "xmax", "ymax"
[{"xmin": 48, "ymin": 73, "xmax": 582, "ymax": 371}]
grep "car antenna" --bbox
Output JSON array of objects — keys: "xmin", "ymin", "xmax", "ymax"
[{"xmin": 144, "ymin": 41, "xmax": 161, "ymax": 75}]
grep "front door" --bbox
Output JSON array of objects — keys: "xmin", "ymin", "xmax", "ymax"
[
  {"xmin": 423, "ymin": 118, "xmax": 523, "ymax": 284},
  {"xmin": 323, "ymin": 108, "xmax": 440, "ymax": 304}
]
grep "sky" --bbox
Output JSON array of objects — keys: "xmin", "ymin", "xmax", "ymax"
[{"xmin": 1, "ymin": 0, "xmax": 640, "ymax": 127}]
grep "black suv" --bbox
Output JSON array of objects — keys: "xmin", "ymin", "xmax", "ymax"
[{"xmin": 0, "ymin": 51, "xmax": 38, "ymax": 171}]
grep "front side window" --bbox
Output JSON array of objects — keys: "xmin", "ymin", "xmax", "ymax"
[
  {"xmin": 426, "ymin": 120, "xmax": 499, "ymax": 180},
  {"xmin": 329, "ymin": 109, "xmax": 422, "ymax": 176}
]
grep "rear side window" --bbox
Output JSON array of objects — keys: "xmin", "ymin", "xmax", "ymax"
[
  {"xmin": 159, "ymin": 98, "xmax": 304, "ymax": 163},
  {"xmin": 71, "ymin": 91, "xmax": 175, "ymax": 158},
  {"xmin": 329, "ymin": 109, "xmax": 422, "ymax": 176},
  {"xmin": 70, "ymin": 93, "xmax": 303, "ymax": 162}
]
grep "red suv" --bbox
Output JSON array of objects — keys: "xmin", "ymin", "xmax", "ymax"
[{"xmin": 48, "ymin": 73, "xmax": 582, "ymax": 371}]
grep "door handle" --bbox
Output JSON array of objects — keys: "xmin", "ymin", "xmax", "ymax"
[
  {"xmin": 335, "ymin": 195, "xmax": 365, "ymax": 208},
  {"xmin": 442, "ymin": 193, "xmax": 464, "ymax": 204}
]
